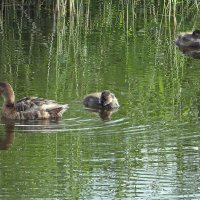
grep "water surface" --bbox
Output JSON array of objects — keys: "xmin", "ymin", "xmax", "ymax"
[{"xmin": 1, "ymin": 2, "xmax": 200, "ymax": 199}]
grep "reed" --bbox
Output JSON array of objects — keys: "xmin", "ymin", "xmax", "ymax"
[{"xmin": 1, "ymin": 1, "xmax": 199, "ymax": 39}]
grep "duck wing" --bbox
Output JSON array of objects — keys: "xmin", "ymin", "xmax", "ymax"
[
  {"xmin": 15, "ymin": 97, "xmax": 38, "ymax": 112},
  {"xmin": 14, "ymin": 97, "xmax": 68, "ymax": 119}
]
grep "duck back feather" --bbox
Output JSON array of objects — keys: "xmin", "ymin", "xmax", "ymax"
[{"xmin": 14, "ymin": 97, "xmax": 68, "ymax": 119}]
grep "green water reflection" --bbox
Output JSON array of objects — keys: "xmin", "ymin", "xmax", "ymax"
[{"xmin": 1, "ymin": 1, "xmax": 200, "ymax": 199}]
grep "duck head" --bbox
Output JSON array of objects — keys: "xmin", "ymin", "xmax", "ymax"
[{"xmin": 99, "ymin": 90, "xmax": 113, "ymax": 106}]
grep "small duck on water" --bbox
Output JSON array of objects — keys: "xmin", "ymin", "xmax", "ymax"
[
  {"xmin": 0, "ymin": 82, "xmax": 68, "ymax": 120},
  {"xmin": 175, "ymin": 29, "xmax": 200, "ymax": 48},
  {"xmin": 83, "ymin": 90, "xmax": 119, "ymax": 110}
]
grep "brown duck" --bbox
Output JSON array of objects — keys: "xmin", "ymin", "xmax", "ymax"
[
  {"xmin": 83, "ymin": 90, "xmax": 119, "ymax": 109},
  {"xmin": 0, "ymin": 82, "xmax": 68, "ymax": 120}
]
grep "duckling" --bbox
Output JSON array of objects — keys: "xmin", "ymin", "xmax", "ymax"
[
  {"xmin": 175, "ymin": 29, "xmax": 200, "ymax": 48},
  {"xmin": 0, "ymin": 82, "xmax": 68, "ymax": 120},
  {"xmin": 83, "ymin": 90, "xmax": 119, "ymax": 109}
]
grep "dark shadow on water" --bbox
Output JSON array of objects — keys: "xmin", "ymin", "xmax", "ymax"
[{"xmin": 0, "ymin": 119, "xmax": 15, "ymax": 150}]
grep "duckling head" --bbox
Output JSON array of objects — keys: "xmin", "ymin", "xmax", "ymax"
[{"xmin": 99, "ymin": 90, "xmax": 113, "ymax": 106}]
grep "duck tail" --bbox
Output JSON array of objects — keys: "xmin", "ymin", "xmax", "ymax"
[{"xmin": 47, "ymin": 104, "xmax": 68, "ymax": 118}]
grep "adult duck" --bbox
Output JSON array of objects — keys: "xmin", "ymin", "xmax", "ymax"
[
  {"xmin": 83, "ymin": 90, "xmax": 119, "ymax": 110},
  {"xmin": 0, "ymin": 82, "xmax": 68, "ymax": 120},
  {"xmin": 175, "ymin": 29, "xmax": 200, "ymax": 48}
]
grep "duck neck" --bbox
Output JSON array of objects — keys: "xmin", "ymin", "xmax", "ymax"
[{"xmin": 2, "ymin": 87, "xmax": 15, "ymax": 107}]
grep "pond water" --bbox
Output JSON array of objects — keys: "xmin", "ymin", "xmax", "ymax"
[{"xmin": 1, "ymin": 2, "xmax": 200, "ymax": 199}]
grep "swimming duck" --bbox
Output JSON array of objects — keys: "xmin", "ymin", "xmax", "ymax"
[
  {"xmin": 0, "ymin": 82, "xmax": 68, "ymax": 120},
  {"xmin": 175, "ymin": 29, "xmax": 200, "ymax": 48},
  {"xmin": 83, "ymin": 90, "xmax": 119, "ymax": 109}
]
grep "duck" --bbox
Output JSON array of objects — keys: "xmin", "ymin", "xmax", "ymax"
[
  {"xmin": 0, "ymin": 82, "xmax": 68, "ymax": 120},
  {"xmin": 83, "ymin": 90, "xmax": 119, "ymax": 110},
  {"xmin": 175, "ymin": 29, "xmax": 200, "ymax": 48}
]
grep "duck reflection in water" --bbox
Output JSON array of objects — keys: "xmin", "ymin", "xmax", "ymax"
[
  {"xmin": 0, "ymin": 119, "xmax": 15, "ymax": 150},
  {"xmin": 85, "ymin": 108, "xmax": 118, "ymax": 121},
  {"xmin": 16, "ymin": 118, "xmax": 62, "ymax": 132},
  {"xmin": 83, "ymin": 90, "xmax": 119, "ymax": 121},
  {"xmin": 175, "ymin": 29, "xmax": 200, "ymax": 59}
]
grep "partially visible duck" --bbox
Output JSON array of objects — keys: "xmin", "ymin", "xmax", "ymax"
[
  {"xmin": 175, "ymin": 29, "xmax": 200, "ymax": 48},
  {"xmin": 0, "ymin": 82, "xmax": 68, "ymax": 120},
  {"xmin": 83, "ymin": 90, "xmax": 119, "ymax": 109}
]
